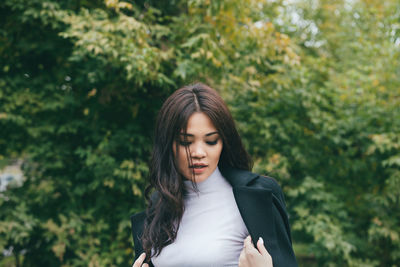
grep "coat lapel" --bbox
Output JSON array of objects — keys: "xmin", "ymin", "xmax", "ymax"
[
  {"xmin": 220, "ymin": 166, "xmax": 279, "ymax": 256},
  {"xmin": 232, "ymin": 187, "xmax": 278, "ymax": 252}
]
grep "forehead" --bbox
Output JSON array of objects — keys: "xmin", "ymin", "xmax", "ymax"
[{"xmin": 183, "ymin": 112, "xmax": 217, "ymax": 136}]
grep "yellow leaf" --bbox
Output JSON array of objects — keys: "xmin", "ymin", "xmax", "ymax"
[
  {"xmin": 390, "ymin": 231, "xmax": 399, "ymax": 241},
  {"xmin": 249, "ymin": 80, "xmax": 261, "ymax": 87},
  {"xmin": 104, "ymin": 180, "xmax": 115, "ymax": 188},
  {"xmin": 87, "ymin": 88, "xmax": 97, "ymax": 98},
  {"xmin": 372, "ymin": 217, "xmax": 382, "ymax": 226},
  {"xmin": 105, "ymin": 0, "xmax": 118, "ymax": 8},
  {"xmin": 132, "ymin": 184, "xmax": 142, "ymax": 196},
  {"xmin": 212, "ymin": 58, "xmax": 222, "ymax": 67},
  {"xmin": 52, "ymin": 242, "xmax": 66, "ymax": 261},
  {"xmin": 118, "ymin": 2, "xmax": 133, "ymax": 10},
  {"xmin": 191, "ymin": 52, "xmax": 201, "ymax": 59}
]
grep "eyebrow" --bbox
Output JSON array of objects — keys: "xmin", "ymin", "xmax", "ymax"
[{"xmin": 180, "ymin": 131, "xmax": 219, "ymax": 137}]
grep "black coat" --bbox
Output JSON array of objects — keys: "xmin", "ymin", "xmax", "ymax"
[{"xmin": 130, "ymin": 166, "xmax": 298, "ymax": 267}]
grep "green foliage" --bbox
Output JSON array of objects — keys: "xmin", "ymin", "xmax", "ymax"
[{"xmin": 0, "ymin": 0, "xmax": 399, "ymax": 266}]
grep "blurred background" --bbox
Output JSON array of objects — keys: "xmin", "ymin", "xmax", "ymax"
[{"xmin": 0, "ymin": 0, "xmax": 399, "ymax": 266}]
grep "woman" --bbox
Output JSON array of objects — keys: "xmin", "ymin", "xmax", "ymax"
[{"xmin": 131, "ymin": 83, "xmax": 297, "ymax": 267}]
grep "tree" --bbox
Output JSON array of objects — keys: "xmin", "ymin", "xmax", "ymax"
[{"xmin": 1, "ymin": 0, "xmax": 399, "ymax": 266}]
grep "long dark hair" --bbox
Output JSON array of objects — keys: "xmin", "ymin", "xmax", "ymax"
[{"xmin": 141, "ymin": 83, "xmax": 252, "ymax": 260}]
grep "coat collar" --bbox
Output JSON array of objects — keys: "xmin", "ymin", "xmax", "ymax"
[
  {"xmin": 219, "ymin": 165, "xmax": 259, "ymax": 187},
  {"xmin": 220, "ymin": 165, "xmax": 282, "ymax": 265}
]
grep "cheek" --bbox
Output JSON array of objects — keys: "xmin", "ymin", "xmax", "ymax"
[
  {"xmin": 175, "ymin": 147, "xmax": 189, "ymax": 170},
  {"xmin": 213, "ymin": 144, "xmax": 223, "ymax": 161},
  {"xmin": 179, "ymin": 149, "xmax": 188, "ymax": 164}
]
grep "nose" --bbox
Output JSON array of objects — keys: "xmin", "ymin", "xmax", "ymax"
[{"xmin": 190, "ymin": 143, "xmax": 206, "ymax": 159}]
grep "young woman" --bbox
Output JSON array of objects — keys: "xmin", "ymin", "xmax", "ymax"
[{"xmin": 131, "ymin": 83, "xmax": 297, "ymax": 267}]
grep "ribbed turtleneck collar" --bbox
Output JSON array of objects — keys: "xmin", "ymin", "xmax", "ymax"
[{"xmin": 183, "ymin": 167, "xmax": 230, "ymax": 195}]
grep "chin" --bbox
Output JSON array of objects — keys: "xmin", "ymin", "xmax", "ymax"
[{"xmin": 194, "ymin": 172, "xmax": 211, "ymax": 182}]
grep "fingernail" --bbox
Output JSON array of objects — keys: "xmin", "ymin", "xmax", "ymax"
[{"xmin": 259, "ymin": 237, "xmax": 264, "ymax": 245}]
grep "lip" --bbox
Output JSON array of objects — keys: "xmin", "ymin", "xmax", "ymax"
[
  {"xmin": 190, "ymin": 163, "xmax": 208, "ymax": 174},
  {"xmin": 189, "ymin": 163, "xmax": 208, "ymax": 168}
]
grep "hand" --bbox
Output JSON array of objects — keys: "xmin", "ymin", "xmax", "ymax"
[
  {"xmin": 132, "ymin": 253, "xmax": 149, "ymax": 267},
  {"xmin": 239, "ymin": 235, "xmax": 273, "ymax": 267}
]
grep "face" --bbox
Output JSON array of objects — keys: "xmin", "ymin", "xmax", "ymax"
[{"xmin": 173, "ymin": 112, "xmax": 223, "ymax": 183}]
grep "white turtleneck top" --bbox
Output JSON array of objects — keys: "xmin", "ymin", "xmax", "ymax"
[{"xmin": 151, "ymin": 167, "xmax": 249, "ymax": 267}]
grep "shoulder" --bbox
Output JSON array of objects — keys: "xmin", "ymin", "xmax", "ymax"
[
  {"xmin": 131, "ymin": 211, "xmax": 146, "ymax": 225},
  {"xmin": 130, "ymin": 211, "xmax": 146, "ymax": 240},
  {"xmin": 248, "ymin": 173, "xmax": 286, "ymax": 207},
  {"xmin": 249, "ymin": 173, "xmax": 282, "ymax": 191},
  {"xmin": 221, "ymin": 166, "xmax": 285, "ymax": 203}
]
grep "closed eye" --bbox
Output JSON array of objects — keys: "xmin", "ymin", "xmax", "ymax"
[
  {"xmin": 179, "ymin": 141, "xmax": 191, "ymax": 146},
  {"xmin": 206, "ymin": 140, "xmax": 219, "ymax": 145},
  {"xmin": 179, "ymin": 140, "xmax": 219, "ymax": 146}
]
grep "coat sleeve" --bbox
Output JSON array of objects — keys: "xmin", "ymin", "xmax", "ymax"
[
  {"xmin": 270, "ymin": 178, "xmax": 294, "ymax": 244},
  {"xmin": 258, "ymin": 176, "xmax": 298, "ymax": 266},
  {"xmin": 130, "ymin": 211, "xmax": 146, "ymax": 262}
]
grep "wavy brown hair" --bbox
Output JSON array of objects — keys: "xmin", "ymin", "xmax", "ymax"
[{"xmin": 141, "ymin": 83, "xmax": 252, "ymax": 260}]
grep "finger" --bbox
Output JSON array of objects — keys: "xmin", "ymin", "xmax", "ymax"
[
  {"xmin": 243, "ymin": 235, "xmax": 252, "ymax": 249},
  {"xmin": 256, "ymin": 237, "xmax": 270, "ymax": 257},
  {"xmin": 238, "ymin": 240, "xmax": 248, "ymax": 267},
  {"xmin": 133, "ymin": 253, "xmax": 146, "ymax": 267},
  {"xmin": 142, "ymin": 264, "xmax": 149, "ymax": 267},
  {"xmin": 239, "ymin": 240, "xmax": 246, "ymax": 259},
  {"xmin": 244, "ymin": 235, "xmax": 257, "ymax": 254}
]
